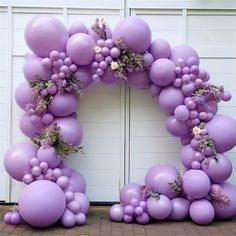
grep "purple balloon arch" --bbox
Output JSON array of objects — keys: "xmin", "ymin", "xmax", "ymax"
[{"xmin": 3, "ymin": 15, "xmax": 236, "ymax": 227}]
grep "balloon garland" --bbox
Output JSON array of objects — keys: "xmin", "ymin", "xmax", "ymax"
[{"xmin": 3, "ymin": 15, "xmax": 236, "ymax": 228}]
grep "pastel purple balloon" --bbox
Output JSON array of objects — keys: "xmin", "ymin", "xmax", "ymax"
[
  {"xmin": 37, "ymin": 146, "xmax": 61, "ymax": 168},
  {"xmin": 174, "ymin": 105, "xmax": 190, "ymax": 121},
  {"xmin": 74, "ymin": 192, "xmax": 90, "ymax": 215},
  {"xmin": 68, "ymin": 170, "xmax": 86, "ymax": 193},
  {"xmin": 120, "ymin": 183, "xmax": 143, "ymax": 206},
  {"xmin": 67, "ymin": 200, "xmax": 81, "ymax": 214},
  {"xmin": 136, "ymin": 212, "xmax": 150, "ymax": 225},
  {"xmin": 15, "ymin": 81, "xmax": 35, "ymax": 110},
  {"xmin": 149, "ymin": 83, "xmax": 161, "ymax": 97},
  {"xmin": 18, "ymin": 180, "xmax": 66, "ymax": 227},
  {"xmin": 88, "ymin": 23, "xmax": 112, "ymax": 42},
  {"xmin": 183, "ymin": 170, "xmax": 211, "ymax": 199},
  {"xmin": 206, "ymin": 114, "xmax": 236, "ymax": 153},
  {"xmin": 25, "ymin": 15, "xmax": 69, "ymax": 57},
  {"xmin": 23, "ymin": 54, "xmax": 51, "ymax": 81},
  {"xmin": 170, "ymin": 45, "xmax": 199, "ymax": 65},
  {"xmin": 128, "ymin": 70, "xmax": 151, "ymax": 89},
  {"xmin": 100, "ymin": 67, "xmax": 120, "ymax": 84},
  {"xmin": 49, "ymin": 93, "xmax": 78, "ymax": 117},
  {"xmin": 169, "ymin": 197, "xmax": 190, "ymax": 221},
  {"xmin": 69, "ymin": 21, "xmax": 88, "ymax": 35},
  {"xmin": 149, "ymin": 59, "xmax": 176, "ymax": 87},
  {"xmin": 149, "ymin": 39, "xmax": 171, "ymax": 60},
  {"xmin": 189, "ymin": 199, "xmax": 215, "ymax": 225},
  {"xmin": 61, "ymin": 209, "xmax": 76, "ymax": 228},
  {"xmin": 202, "ymin": 154, "xmax": 232, "ymax": 183},
  {"xmin": 76, "ymin": 213, "xmax": 86, "ymax": 225},
  {"xmin": 4, "ymin": 212, "xmax": 12, "ymax": 224},
  {"xmin": 166, "ymin": 116, "xmax": 190, "ymax": 137},
  {"xmin": 53, "ymin": 117, "xmax": 83, "ymax": 146},
  {"xmin": 147, "ymin": 195, "xmax": 172, "ymax": 220},
  {"xmin": 10, "ymin": 212, "xmax": 22, "ymax": 225},
  {"xmin": 74, "ymin": 66, "xmax": 92, "ymax": 89},
  {"xmin": 145, "ymin": 164, "xmax": 182, "ymax": 199},
  {"xmin": 180, "ymin": 145, "xmax": 195, "ymax": 169},
  {"xmin": 159, "ymin": 87, "xmax": 184, "ymax": 114},
  {"xmin": 109, "ymin": 204, "xmax": 124, "ymax": 222},
  {"xmin": 57, "ymin": 176, "xmax": 70, "ymax": 189},
  {"xmin": 212, "ymin": 182, "xmax": 236, "ymax": 219},
  {"xmin": 112, "ymin": 16, "xmax": 151, "ymax": 53},
  {"xmin": 66, "ymin": 33, "xmax": 95, "ymax": 65},
  {"xmin": 4, "ymin": 142, "xmax": 38, "ymax": 181}
]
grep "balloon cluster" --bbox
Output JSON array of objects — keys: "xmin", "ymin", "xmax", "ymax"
[{"xmin": 3, "ymin": 15, "xmax": 236, "ymax": 228}]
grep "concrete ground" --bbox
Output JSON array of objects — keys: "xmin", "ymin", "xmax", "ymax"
[{"xmin": 0, "ymin": 205, "xmax": 236, "ymax": 236}]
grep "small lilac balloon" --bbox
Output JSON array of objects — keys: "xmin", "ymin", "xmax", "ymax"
[
  {"xmin": 212, "ymin": 182, "xmax": 236, "ymax": 219},
  {"xmin": 10, "ymin": 212, "xmax": 22, "ymax": 225},
  {"xmin": 76, "ymin": 212, "xmax": 86, "ymax": 225},
  {"xmin": 174, "ymin": 105, "xmax": 190, "ymax": 121},
  {"xmin": 159, "ymin": 86, "xmax": 184, "ymax": 114},
  {"xmin": 166, "ymin": 116, "xmax": 190, "ymax": 137},
  {"xmin": 124, "ymin": 214, "xmax": 133, "ymax": 223},
  {"xmin": 170, "ymin": 45, "xmax": 199, "ymax": 65},
  {"xmin": 20, "ymin": 114, "xmax": 44, "ymax": 137},
  {"xmin": 4, "ymin": 212, "xmax": 12, "ymax": 224},
  {"xmin": 124, "ymin": 205, "xmax": 135, "ymax": 215},
  {"xmin": 101, "ymin": 67, "xmax": 120, "ymax": 84},
  {"xmin": 23, "ymin": 173, "xmax": 34, "ymax": 184},
  {"xmin": 57, "ymin": 176, "xmax": 70, "ymax": 189},
  {"xmin": 49, "ymin": 93, "xmax": 78, "ymax": 117},
  {"xmin": 15, "ymin": 81, "xmax": 35, "ymax": 110},
  {"xmin": 202, "ymin": 154, "xmax": 232, "ymax": 183},
  {"xmin": 25, "ymin": 16, "xmax": 69, "ymax": 57},
  {"xmin": 120, "ymin": 183, "xmax": 142, "ymax": 206},
  {"xmin": 206, "ymin": 114, "xmax": 236, "ymax": 153},
  {"xmin": 53, "ymin": 117, "xmax": 83, "ymax": 146},
  {"xmin": 65, "ymin": 191, "xmax": 74, "ymax": 203},
  {"xmin": 145, "ymin": 164, "xmax": 182, "ymax": 199},
  {"xmin": 31, "ymin": 166, "xmax": 42, "ymax": 177},
  {"xmin": 37, "ymin": 146, "xmax": 61, "ymax": 168},
  {"xmin": 180, "ymin": 135, "xmax": 192, "ymax": 146},
  {"xmin": 147, "ymin": 195, "xmax": 172, "ymax": 220},
  {"xmin": 109, "ymin": 204, "xmax": 124, "ymax": 222},
  {"xmin": 67, "ymin": 200, "xmax": 81, "ymax": 214},
  {"xmin": 66, "ymin": 33, "xmax": 95, "ymax": 65},
  {"xmin": 149, "ymin": 39, "xmax": 171, "ymax": 60},
  {"xmin": 19, "ymin": 180, "xmax": 66, "ymax": 227},
  {"xmin": 136, "ymin": 212, "xmax": 150, "ymax": 225},
  {"xmin": 4, "ymin": 142, "xmax": 38, "ymax": 181},
  {"xmin": 128, "ymin": 70, "xmax": 151, "ymax": 89},
  {"xmin": 42, "ymin": 113, "xmax": 54, "ymax": 125},
  {"xmin": 183, "ymin": 170, "xmax": 211, "ymax": 199},
  {"xmin": 149, "ymin": 83, "xmax": 161, "ymax": 97},
  {"xmin": 61, "ymin": 209, "xmax": 76, "ymax": 228},
  {"xmin": 74, "ymin": 192, "xmax": 90, "ymax": 215},
  {"xmin": 68, "ymin": 170, "xmax": 86, "ymax": 193},
  {"xmin": 149, "ymin": 59, "xmax": 176, "ymax": 87},
  {"xmin": 189, "ymin": 199, "xmax": 215, "ymax": 225},
  {"xmin": 69, "ymin": 21, "xmax": 88, "ymax": 35},
  {"xmin": 180, "ymin": 145, "xmax": 195, "ymax": 169},
  {"xmin": 134, "ymin": 206, "xmax": 143, "ymax": 216},
  {"xmin": 74, "ymin": 66, "xmax": 92, "ymax": 89},
  {"xmin": 169, "ymin": 198, "xmax": 190, "ymax": 220},
  {"xmin": 112, "ymin": 16, "xmax": 151, "ymax": 53},
  {"xmin": 142, "ymin": 53, "xmax": 154, "ymax": 67}
]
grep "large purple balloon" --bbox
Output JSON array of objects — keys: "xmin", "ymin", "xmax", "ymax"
[
  {"xmin": 169, "ymin": 197, "xmax": 190, "ymax": 221},
  {"xmin": 128, "ymin": 70, "xmax": 151, "ymax": 89},
  {"xmin": 74, "ymin": 66, "xmax": 92, "ymax": 89},
  {"xmin": 183, "ymin": 170, "xmax": 211, "ymax": 199},
  {"xmin": 25, "ymin": 15, "xmax": 69, "ymax": 57},
  {"xmin": 15, "ymin": 81, "xmax": 34, "ymax": 110},
  {"xmin": 66, "ymin": 33, "xmax": 95, "ymax": 66},
  {"xmin": 149, "ymin": 39, "xmax": 171, "ymax": 60},
  {"xmin": 53, "ymin": 117, "xmax": 83, "ymax": 146},
  {"xmin": 202, "ymin": 154, "xmax": 232, "ymax": 183},
  {"xmin": 23, "ymin": 54, "xmax": 51, "ymax": 81},
  {"xmin": 170, "ymin": 45, "xmax": 199, "ymax": 65},
  {"xmin": 109, "ymin": 204, "xmax": 124, "ymax": 222},
  {"xmin": 180, "ymin": 144, "xmax": 195, "ymax": 169},
  {"xmin": 206, "ymin": 114, "xmax": 236, "ymax": 153},
  {"xmin": 149, "ymin": 59, "xmax": 176, "ymax": 87},
  {"xmin": 145, "ymin": 164, "xmax": 181, "ymax": 199},
  {"xmin": 49, "ymin": 93, "xmax": 78, "ymax": 117},
  {"xmin": 147, "ymin": 195, "xmax": 172, "ymax": 220},
  {"xmin": 112, "ymin": 16, "xmax": 151, "ymax": 53},
  {"xmin": 20, "ymin": 114, "xmax": 44, "ymax": 138},
  {"xmin": 159, "ymin": 86, "xmax": 184, "ymax": 114},
  {"xmin": 74, "ymin": 192, "xmax": 90, "ymax": 215},
  {"xmin": 189, "ymin": 199, "xmax": 215, "ymax": 225},
  {"xmin": 120, "ymin": 183, "xmax": 142, "ymax": 206},
  {"xmin": 18, "ymin": 180, "xmax": 66, "ymax": 227},
  {"xmin": 212, "ymin": 182, "xmax": 236, "ymax": 219},
  {"xmin": 166, "ymin": 116, "xmax": 190, "ymax": 137},
  {"xmin": 68, "ymin": 170, "xmax": 86, "ymax": 193},
  {"xmin": 4, "ymin": 142, "xmax": 38, "ymax": 181}
]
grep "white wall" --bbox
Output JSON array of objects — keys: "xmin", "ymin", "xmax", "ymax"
[{"xmin": 0, "ymin": 0, "xmax": 235, "ymax": 202}]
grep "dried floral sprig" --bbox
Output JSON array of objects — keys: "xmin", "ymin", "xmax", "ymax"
[
  {"xmin": 168, "ymin": 174, "xmax": 183, "ymax": 193},
  {"xmin": 192, "ymin": 83, "xmax": 224, "ymax": 102},
  {"xmin": 140, "ymin": 185, "xmax": 160, "ymax": 200},
  {"xmin": 113, "ymin": 38, "xmax": 144, "ymax": 80},
  {"xmin": 32, "ymin": 124, "xmax": 83, "ymax": 158},
  {"xmin": 210, "ymin": 189, "xmax": 230, "ymax": 208},
  {"xmin": 91, "ymin": 18, "xmax": 107, "ymax": 39}
]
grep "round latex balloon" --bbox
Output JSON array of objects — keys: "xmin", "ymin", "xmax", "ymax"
[
  {"xmin": 25, "ymin": 15, "xmax": 69, "ymax": 57},
  {"xmin": 74, "ymin": 66, "xmax": 93, "ymax": 89},
  {"xmin": 127, "ymin": 70, "xmax": 151, "ymax": 89},
  {"xmin": 69, "ymin": 21, "xmax": 88, "ymax": 35},
  {"xmin": 169, "ymin": 198, "xmax": 190, "ymax": 221},
  {"xmin": 149, "ymin": 39, "xmax": 171, "ymax": 60},
  {"xmin": 109, "ymin": 204, "xmax": 124, "ymax": 222}
]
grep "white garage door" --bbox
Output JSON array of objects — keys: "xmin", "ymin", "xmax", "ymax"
[{"xmin": 0, "ymin": 0, "xmax": 235, "ymax": 203}]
